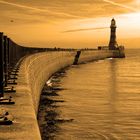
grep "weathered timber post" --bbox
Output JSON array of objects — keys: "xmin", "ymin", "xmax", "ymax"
[
  {"xmin": 9, "ymin": 40, "xmax": 14, "ymax": 69},
  {"xmin": 0, "ymin": 32, "xmax": 4, "ymax": 97},
  {"xmin": 4, "ymin": 36, "xmax": 8, "ymax": 87},
  {"xmin": 7, "ymin": 38, "xmax": 10, "ymax": 79}
]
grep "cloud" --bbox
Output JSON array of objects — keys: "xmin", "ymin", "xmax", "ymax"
[
  {"xmin": 63, "ymin": 27, "xmax": 109, "ymax": 33},
  {"xmin": 103, "ymin": 0, "xmax": 139, "ymax": 12},
  {"xmin": 0, "ymin": 0, "xmax": 81, "ymax": 18},
  {"xmin": 0, "ymin": 0, "xmax": 139, "ymax": 48},
  {"xmin": 0, "ymin": 0, "xmax": 137, "ymax": 24}
]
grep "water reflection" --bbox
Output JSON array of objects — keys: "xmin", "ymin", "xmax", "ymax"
[
  {"xmin": 109, "ymin": 59, "xmax": 118, "ymax": 112},
  {"xmin": 108, "ymin": 59, "xmax": 119, "ymax": 138},
  {"xmin": 38, "ymin": 49, "xmax": 140, "ymax": 140}
]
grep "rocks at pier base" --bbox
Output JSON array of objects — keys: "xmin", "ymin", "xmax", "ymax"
[{"xmin": 38, "ymin": 69, "xmax": 74, "ymax": 140}]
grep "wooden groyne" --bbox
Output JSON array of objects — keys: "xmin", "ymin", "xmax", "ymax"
[{"xmin": 0, "ymin": 32, "xmax": 124, "ymax": 140}]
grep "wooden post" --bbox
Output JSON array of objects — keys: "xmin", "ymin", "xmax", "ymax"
[
  {"xmin": 7, "ymin": 38, "xmax": 10, "ymax": 67},
  {"xmin": 4, "ymin": 36, "xmax": 8, "ymax": 87},
  {"xmin": 0, "ymin": 32, "xmax": 4, "ymax": 97},
  {"xmin": 7, "ymin": 38, "xmax": 10, "ymax": 79}
]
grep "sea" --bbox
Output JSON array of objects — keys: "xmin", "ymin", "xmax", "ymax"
[{"xmin": 38, "ymin": 49, "xmax": 140, "ymax": 140}]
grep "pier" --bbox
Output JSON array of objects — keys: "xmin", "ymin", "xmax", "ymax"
[{"xmin": 0, "ymin": 19, "xmax": 125, "ymax": 140}]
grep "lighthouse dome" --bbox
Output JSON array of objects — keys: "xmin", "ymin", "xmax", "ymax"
[{"xmin": 111, "ymin": 18, "xmax": 116, "ymax": 26}]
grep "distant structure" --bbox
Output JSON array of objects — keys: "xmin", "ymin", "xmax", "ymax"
[
  {"xmin": 98, "ymin": 18, "xmax": 125, "ymax": 57},
  {"xmin": 109, "ymin": 18, "xmax": 117, "ymax": 50}
]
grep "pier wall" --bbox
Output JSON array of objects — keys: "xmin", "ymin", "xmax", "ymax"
[
  {"xmin": 7, "ymin": 50, "xmax": 113, "ymax": 140},
  {"xmin": 18, "ymin": 51, "xmax": 75, "ymax": 114},
  {"xmin": 18, "ymin": 50, "xmax": 113, "ymax": 114},
  {"xmin": 79, "ymin": 50, "xmax": 113, "ymax": 63}
]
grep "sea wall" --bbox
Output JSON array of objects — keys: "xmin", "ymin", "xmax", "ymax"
[
  {"xmin": 79, "ymin": 50, "xmax": 113, "ymax": 63},
  {"xmin": 19, "ymin": 50, "xmax": 113, "ymax": 114},
  {"xmin": 19, "ymin": 51, "xmax": 75, "ymax": 114},
  {"xmin": 14, "ymin": 50, "xmax": 113, "ymax": 140}
]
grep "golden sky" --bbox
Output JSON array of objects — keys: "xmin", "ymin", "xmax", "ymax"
[{"xmin": 0, "ymin": 0, "xmax": 140, "ymax": 48}]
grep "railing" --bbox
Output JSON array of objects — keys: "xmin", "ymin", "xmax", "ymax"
[
  {"xmin": 0, "ymin": 32, "xmax": 99, "ymax": 108},
  {"xmin": 0, "ymin": 32, "xmax": 49, "ymax": 98},
  {"xmin": 0, "ymin": 32, "xmax": 100, "ymax": 98}
]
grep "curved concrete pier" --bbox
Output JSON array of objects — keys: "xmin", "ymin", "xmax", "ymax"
[{"xmin": 0, "ymin": 50, "xmax": 113, "ymax": 140}]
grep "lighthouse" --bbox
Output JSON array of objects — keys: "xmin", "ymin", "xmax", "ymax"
[{"xmin": 109, "ymin": 18, "xmax": 118, "ymax": 50}]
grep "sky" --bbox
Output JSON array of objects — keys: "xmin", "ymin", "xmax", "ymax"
[{"xmin": 0, "ymin": 0, "xmax": 140, "ymax": 48}]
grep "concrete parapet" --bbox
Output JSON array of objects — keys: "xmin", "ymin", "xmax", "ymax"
[
  {"xmin": 19, "ymin": 51, "xmax": 76, "ymax": 114},
  {"xmin": 78, "ymin": 50, "xmax": 113, "ymax": 63}
]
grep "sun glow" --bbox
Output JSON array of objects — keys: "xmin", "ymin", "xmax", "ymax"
[
  {"xmin": 135, "ymin": 0, "xmax": 140, "ymax": 4},
  {"xmin": 119, "ymin": 11, "xmax": 140, "ymax": 33}
]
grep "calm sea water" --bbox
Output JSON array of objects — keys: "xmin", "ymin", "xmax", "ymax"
[{"xmin": 39, "ymin": 49, "xmax": 140, "ymax": 140}]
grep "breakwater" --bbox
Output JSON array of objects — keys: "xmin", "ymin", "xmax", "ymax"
[
  {"xmin": 19, "ymin": 50, "xmax": 113, "ymax": 114},
  {"xmin": 0, "ymin": 32, "xmax": 124, "ymax": 140},
  {"xmin": 17, "ymin": 50, "xmax": 113, "ymax": 140}
]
